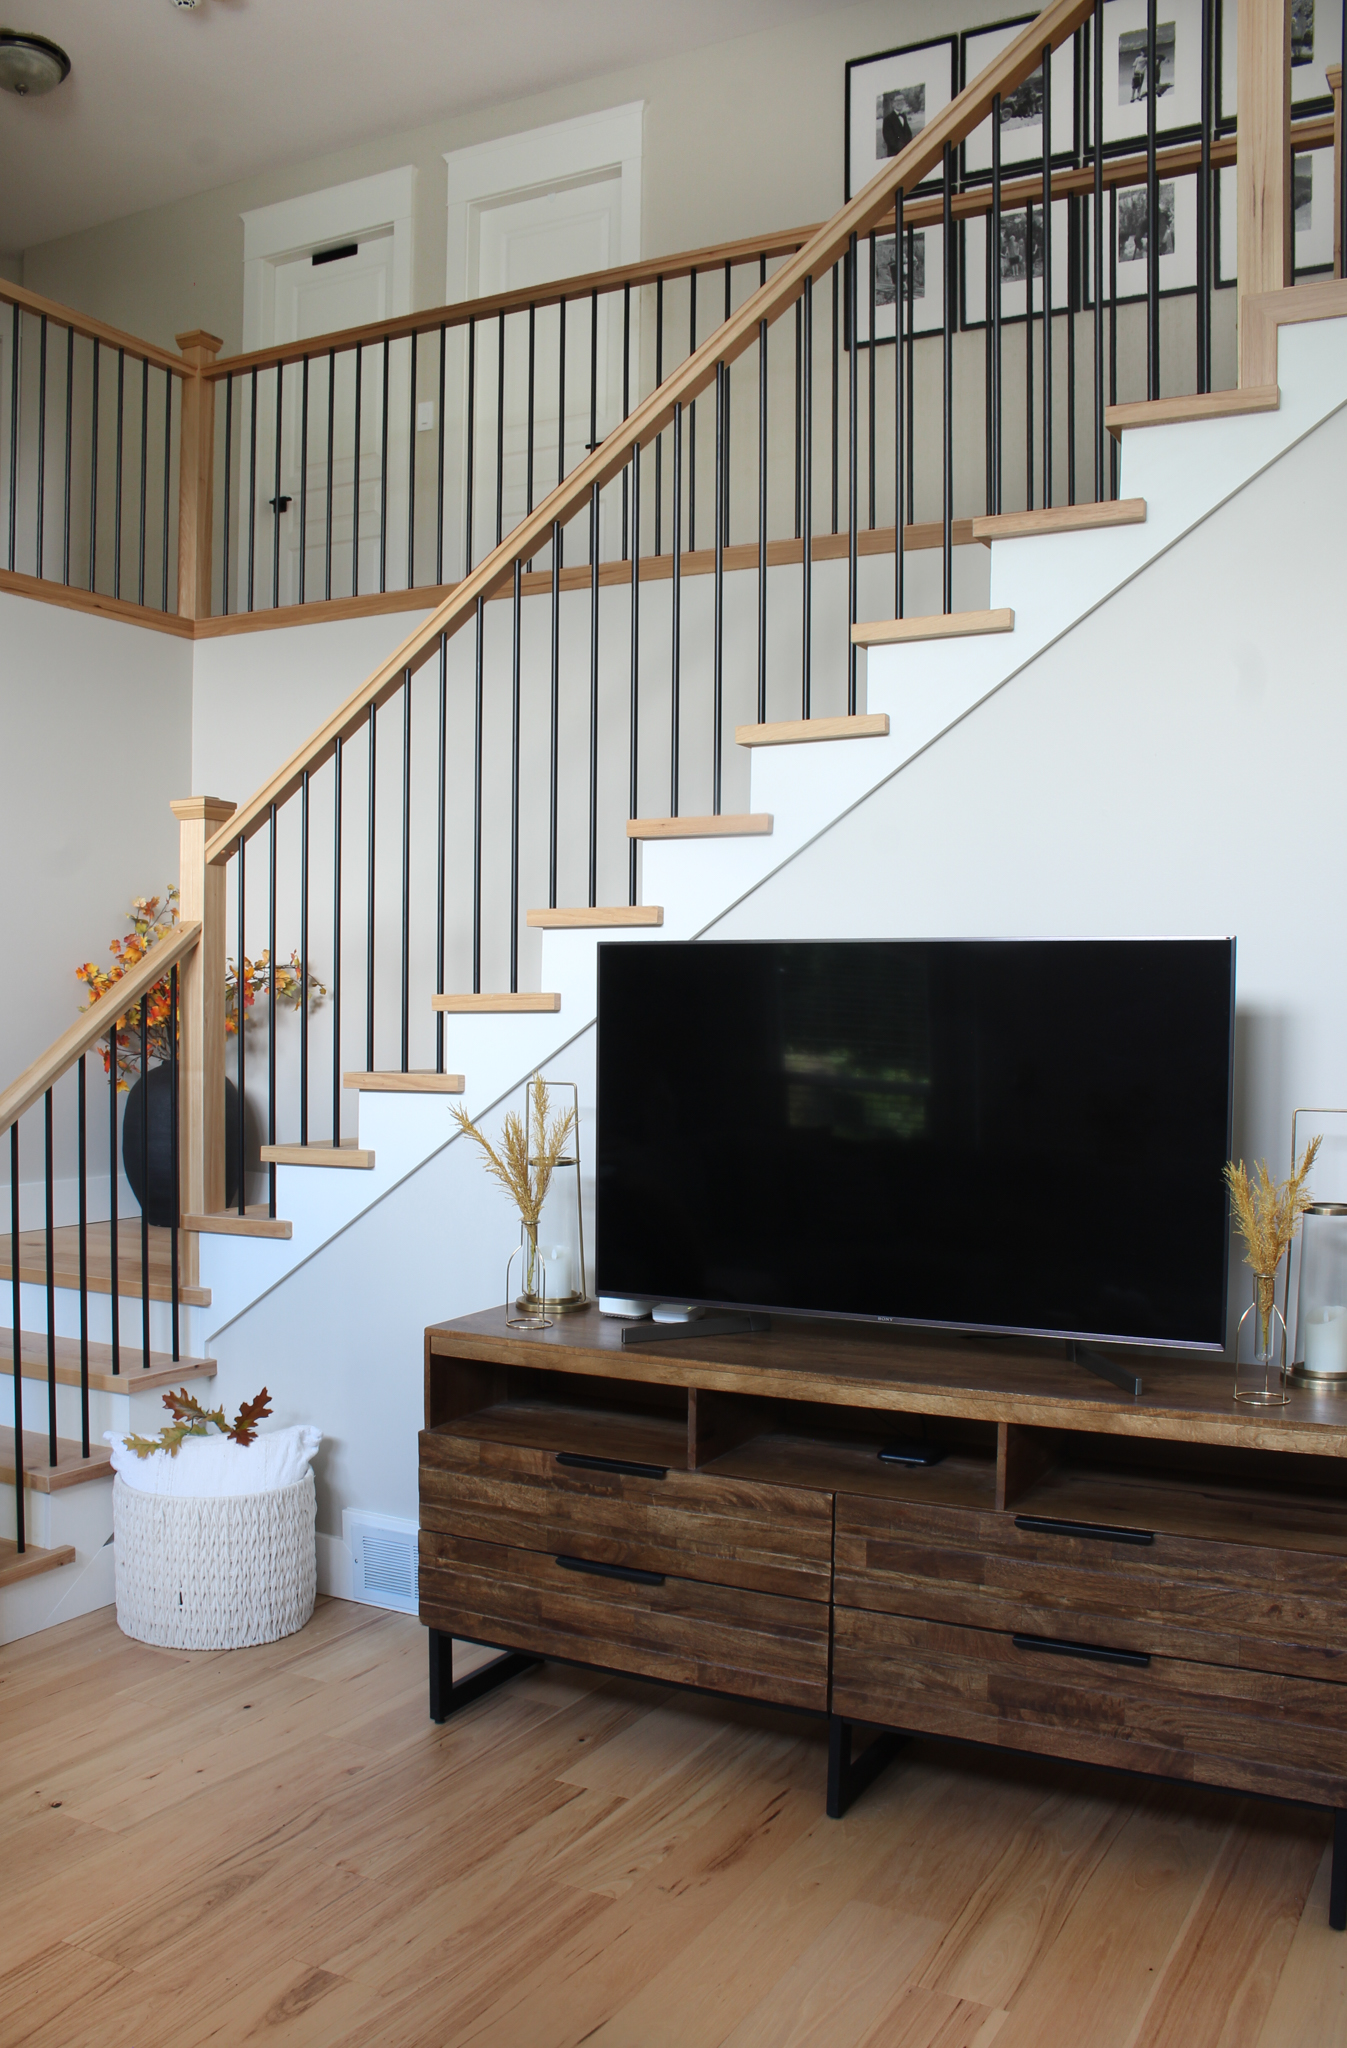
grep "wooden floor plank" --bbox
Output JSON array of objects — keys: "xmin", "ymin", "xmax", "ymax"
[
  {"xmin": 1251, "ymin": 1843, "xmax": 1347, "ymax": 2048},
  {"xmin": 717, "ymin": 1899, "xmax": 945, "ymax": 2047}
]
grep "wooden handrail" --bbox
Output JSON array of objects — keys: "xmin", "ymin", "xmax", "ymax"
[
  {"xmin": 0, "ymin": 922, "xmax": 200, "ymax": 1137},
  {"xmin": 204, "ymin": 0, "xmax": 1097, "ymax": 863},
  {"xmin": 0, "ymin": 279, "xmax": 190, "ymax": 377}
]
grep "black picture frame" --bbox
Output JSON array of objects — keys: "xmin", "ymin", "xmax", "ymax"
[
  {"xmin": 958, "ymin": 14, "xmax": 1079, "ymax": 184},
  {"xmin": 844, "ymin": 34, "xmax": 957, "ymax": 203}
]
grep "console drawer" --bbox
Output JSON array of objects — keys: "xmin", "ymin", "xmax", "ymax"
[
  {"xmin": 420, "ymin": 1430, "xmax": 832, "ymax": 1601},
  {"xmin": 832, "ymin": 1607, "xmax": 1347, "ymax": 1806},
  {"xmin": 834, "ymin": 1495, "xmax": 1347, "ymax": 1683},
  {"xmin": 419, "ymin": 1529, "xmax": 829, "ymax": 1710}
]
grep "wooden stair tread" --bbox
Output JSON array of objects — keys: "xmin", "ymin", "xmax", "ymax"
[
  {"xmin": 627, "ymin": 814, "xmax": 773, "ymax": 840},
  {"xmin": 258, "ymin": 1140, "xmax": 374, "ymax": 1169},
  {"xmin": 971, "ymin": 498, "xmax": 1147, "ymax": 542},
  {"xmin": 852, "ymin": 607, "xmax": 1014, "ymax": 647},
  {"xmin": 343, "ymin": 1068, "xmax": 468, "ymax": 1087},
  {"xmin": 431, "ymin": 993, "xmax": 560, "ymax": 1015},
  {"xmin": 0, "ymin": 1427, "xmax": 114, "ymax": 1492},
  {"xmin": 0, "ymin": 1222, "xmax": 209, "ymax": 1307},
  {"xmin": 0, "ymin": 1537, "xmax": 76, "ymax": 1588},
  {"xmin": 526, "ymin": 906, "xmax": 663, "ymax": 929},
  {"xmin": 0, "ymin": 1330, "xmax": 216, "ymax": 1393},
  {"xmin": 1105, "ymin": 385, "xmax": 1279, "ymax": 435},
  {"xmin": 736, "ymin": 713, "xmax": 889, "ymax": 747},
  {"xmin": 183, "ymin": 1207, "xmax": 293, "ymax": 1239}
]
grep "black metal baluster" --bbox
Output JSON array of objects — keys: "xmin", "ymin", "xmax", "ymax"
[
  {"xmin": 525, "ymin": 304, "xmax": 536, "ymax": 569},
  {"xmin": 713, "ymin": 360, "xmax": 726, "ymax": 810},
  {"xmin": 1026, "ymin": 200, "xmax": 1036, "ymax": 511},
  {"xmin": 622, "ymin": 285, "xmax": 631, "ymax": 559},
  {"xmin": 628, "ymin": 439, "xmax": 641, "ymax": 906},
  {"xmin": 9, "ymin": 1125, "xmax": 22, "ymax": 1551},
  {"xmin": 299, "ymin": 356, "xmax": 310, "ymax": 604},
  {"xmin": 688, "ymin": 271, "xmax": 697, "ymax": 553},
  {"xmin": 436, "ymin": 325, "xmax": 447, "ymax": 585},
  {"xmin": 221, "ymin": 375, "xmax": 233, "ymax": 615},
  {"xmin": 399, "ymin": 677, "xmax": 411, "ymax": 1070},
  {"xmin": 1043, "ymin": 45, "xmax": 1054, "ymax": 508},
  {"xmin": 379, "ymin": 337, "xmax": 390, "ymax": 592},
  {"xmin": 301, "ymin": 768, "xmax": 311, "ymax": 1130},
  {"xmin": 161, "ymin": 369, "xmax": 172, "ymax": 611},
  {"xmin": 138, "ymin": 1010, "xmax": 150, "ymax": 1370},
  {"xmin": 906, "ymin": 223, "xmax": 916, "ymax": 526},
  {"xmin": 407, "ymin": 330, "xmax": 417, "ymax": 589},
  {"xmin": 63, "ymin": 326, "xmax": 73, "ymax": 586},
  {"xmin": 169, "ymin": 967, "xmax": 179, "ymax": 1362},
  {"xmin": 758, "ymin": 314, "xmax": 769, "ymax": 717},
  {"xmin": 325, "ymin": 350, "xmax": 336, "ymax": 600},
  {"xmin": 555, "ymin": 300, "xmax": 565, "ymax": 569},
  {"xmin": 831, "ymin": 262, "xmax": 839, "ymax": 535},
  {"xmin": 723, "ymin": 261, "xmax": 732, "ymax": 543},
  {"xmin": 77, "ymin": 1055, "xmax": 88, "ymax": 1453},
  {"xmin": 1067, "ymin": 197, "xmax": 1078, "ymax": 506},
  {"xmin": 588, "ymin": 288, "xmax": 598, "ymax": 479},
  {"xmin": 867, "ymin": 232, "xmax": 877, "ymax": 531},
  {"xmin": 495, "ymin": 313, "xmax": 506, "ymax": 550},
  {"xmin": 847, "ymin": 236, "xmax": 859, "ymax": 715},
  {"xmin": 465, "ymin": 321, "xmax": 475, "ymax": 575},
  {"xmin": 237, "ymin": 838, "xmax": 246, "ymax": 1215},
  {"xmin": 472, "ymin": 600, "xmax": 483, "ymax": 991},
  {"xmin": 44, "ymin": 1089, "xmax": 56, "ymax": 1459},
  {"xmin": 1093, "ymin": 4, "xmax": 1105, "ymax": 500},
  {"xmin": 894, "ymin": 193, "xmax": 907, "ymax": 612},
  {"xmin": 943, "ymin": 143, "xmax": 954, "ymax": 614},
  {"xmin": 108, "ymin": 1023, "xmax": 119, "ymax": 1373},
  {"xmin": 272, "ymin": 362, "xmax": 284, "ymax": 608},
  {"xmin": 435, "ymin": 635, "xmax": 446, "ymax": 1072},
  {"xmin": 550, "ymin": 525, "xmax": 560, "ymax": 907},
  {"xmin": 7, "ymin": 302, "xmax": 18, "ymax": 574},
  {"xmin": 589, "ymin": 486, "xmax": 600, "ymax": 899},
  {"xmin": 332, "ymin": 737, "xmax": 343, "ymax": 1137},
  {"xmin": 247, "ymin": 366, "xmax": 258, "ymax": 610},
  {"xmin": 113, "ymin": 347, "xmax": 125, "ymax": 598},
  {"xmin": 794, "ymin": 296, "xmax": 802, "ymax": 541},
  {"xmin": 1197, "ymin": 0, "xmax": 1213, "ymax": 392},
  {"xmin": 1146, "ymin": 0, "xmax": 1160, "ymax": 398},
  {"xmin": 512, "ymin": 561, "xmax": 523, "ymax": 986},
  {"xmin": 1109, "ymin": 187, "xmax": 1119, "ymax": 495},
  {"xmin": 137, "ymin": 356, "xmax": 149, "ymax": 603},
  {"xmin": 268, "ymin": 805, "xmax": 277, "ymax": 1215},
  {"xmin": 364, "ymin": 712, "xmax": 376, "ymax": 1073},
  {"xmin": 655, "ymin": 278, "xmax": 664, "ymax": 557},
  {"xmin": 801, "ymin": 276, "xmax": 813, "ymax": 714},
  {"xmin": 352, "ymin": 347, "xmax": 363, "ymax": 595},
  {"xmin": 35, "ymin": 314, "xmax": 46, "ymax": 579},
  {"xmin": 671, "ymin": 402, "xmax": 683, "ymax": 812}
]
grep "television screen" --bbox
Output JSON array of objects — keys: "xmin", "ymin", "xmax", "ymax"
[{"xmin": 596, "ymin": 938, "xmax": 1235, "ymax": 1349}]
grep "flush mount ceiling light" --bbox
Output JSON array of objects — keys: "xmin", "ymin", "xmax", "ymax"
[{"xmin": 0, "ymin": 29, "xmax": 71, "ymax": 96}]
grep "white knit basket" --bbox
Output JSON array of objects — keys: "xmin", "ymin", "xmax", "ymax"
[{"xmin": 113, "ymin": 1470, "xmax": 317, "ymax": 1650}]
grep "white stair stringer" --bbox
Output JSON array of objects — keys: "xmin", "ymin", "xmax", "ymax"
[{"xmin": 196, "ymin": 310, "xmax": 1347, "ymax": 1345}]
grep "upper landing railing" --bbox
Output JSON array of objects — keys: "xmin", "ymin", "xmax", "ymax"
[{"xmin": 2, "ymin": 1, "xmax": 1343, "ymax": 629}]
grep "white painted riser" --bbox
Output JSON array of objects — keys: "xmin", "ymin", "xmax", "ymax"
[{"xmin": 13, "ymin": 1279, "xmax": 209, "ymax": 1360}]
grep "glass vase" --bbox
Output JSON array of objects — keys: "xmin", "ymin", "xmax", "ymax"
[
  {"xmin": 1234, "ymin": 1273, "xmax": 1289, "ymax": 1405},
  {"xmin": 505, "ymin": 1219, "xmax": 552, "ymax": 1331}
]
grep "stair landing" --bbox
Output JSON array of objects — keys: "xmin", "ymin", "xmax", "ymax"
[{"xmin": 0, "ymin": 1222, "xmax": 209, "ymax": 1306}]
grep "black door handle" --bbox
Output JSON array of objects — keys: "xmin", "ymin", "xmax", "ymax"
[
  {"xmin": 555, "ymin": 1554, "xmax": 665, "ymax": 1588},
  {"xmin": 1014, "ymin": 1514, "xmax": 1154, "ymax": 1546},
  {"xmin": 555, "ymin": 1451, "xmax": 667, "ymax": 1480},
  {"xmin": 1012, "ymin": 1632, "xmax": 1151, "ymax": 1669}
]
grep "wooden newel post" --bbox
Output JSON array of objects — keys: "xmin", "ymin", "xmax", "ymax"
[
  {"xmin": 175, "ymin": 330, "xmax": 224, "ymax": 622},
  {"xmin": 1237, "ymin": 0, "xmax": 1293, "ymax": 382},
  {"xmin": 173, "ymin": 797, "xmax": 236, "ymax": 1230}
]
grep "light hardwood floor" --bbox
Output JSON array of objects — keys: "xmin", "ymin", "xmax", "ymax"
[{"xmin": 1, "ymin": 1598, "xmax": 1344, "ymax": 2048}]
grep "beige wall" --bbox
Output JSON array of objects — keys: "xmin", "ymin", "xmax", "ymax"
[{"xmin": 18, "ymin": 0, "xmax": 990, "ymax": 354}]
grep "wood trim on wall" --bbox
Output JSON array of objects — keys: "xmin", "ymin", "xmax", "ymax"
[
  {"xmin": 0, "ymin": 280, "xmax": 188, "ymax": 375},
  {"xmin": 0, "ymin": 567, "xmax": 196, "ymax": 637}
]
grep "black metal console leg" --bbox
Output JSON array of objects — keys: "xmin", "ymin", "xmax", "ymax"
[
  {"xmin": 428, "ymin": 1628, "xmax": 539, "ymax": 1724},
  {"xmin": 1331, "ymin": 1810, "xmax": 1347, "ymax": 1931},
  {"xmin": 826, "ymin": 1715, "xmax": 905, "ymax": 1818}
]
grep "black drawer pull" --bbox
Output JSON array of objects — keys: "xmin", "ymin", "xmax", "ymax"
[
  {"xmin": 555, "ymin": 1553, "xmax": 666, "ymax": 1588},
  {"xmin": 1014, "ymin": 1514, "xmax": 1154, "ymax": 1547},
  {"xmin": 555, "ymin": 1451, "xmax": 668, "ymax": 1480},
  {"xmin": 1013, "ymin": 1632, "xmax": 1151, "ymax": 1669}
]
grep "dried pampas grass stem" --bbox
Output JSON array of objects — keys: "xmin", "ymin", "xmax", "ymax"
[
  {"xmin": 1224, "ymin": 1133, "xmax": 1321, "ymax": 1340},
  {"xmin": 451, "ymin": 1072, "xmax": 576, "ymax": 1231}
]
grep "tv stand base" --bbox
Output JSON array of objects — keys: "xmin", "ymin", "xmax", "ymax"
[
  {"xmin": 826, "ymin": 1716, "xmax": 906, "ymax": 1819},
  {"xmin": 428, "ymin": 1629, "xmax": 539, "ymax": 1723}
]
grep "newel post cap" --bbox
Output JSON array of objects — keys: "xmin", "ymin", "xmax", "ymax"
[
  {"xmin": 175, "ymin": 329, "xmax": 225, "ymax": 366},
  {"xmin": 171, "ymin": 796, "xmax": 237, "ymax": 825}
]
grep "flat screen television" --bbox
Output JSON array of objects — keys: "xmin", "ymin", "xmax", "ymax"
[{"xmin": 595, "ymin": 937, "xmax": 1235, "ymax": 1350}]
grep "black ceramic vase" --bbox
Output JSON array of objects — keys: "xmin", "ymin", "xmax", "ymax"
[{"xmin": 122, "ymin": 1065, "xmax": 243, "ymax": 1226}]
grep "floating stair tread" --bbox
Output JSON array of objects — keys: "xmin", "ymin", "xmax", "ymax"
[
  {"xmin": 526, "ymin": 906, "xmax": 664, "ymax": 929},
  {"xmin": 627, "ymin": 814, "xmax": 773, "ymax": 841},
  {"xmin": 737, "ymin": 713, "xmax": 890, "ymax": 747},
  {"xmin": 971, "ymin": 498, "xmax": 1147, "ymax": 542},
  {"xmin": 183, "ymin": 1207, "xmax": 293, "ymax": 1239},
  {"xmin": 0, "ymin": 1538, "xmax": 76, "ymax": 1588},
  {"xmin": 258, "ymin": 1140, "xmax": 374, "ymax": 1169},
  {"xmin": 431, "ymin": 993, "xmax": 561, "ymax": 1015},
  {"xmin": 1105, "ymin": 385, "xmax": 1279, "ymax": 436},
  {"xmin": 0, "ymin": 1427, "xmax": 114, "ymax": 1493},
  {"xmin": 0, "ymin": 1222, "xmax": 209, "ymax": 1307},
  {"xmin": 0, "ymin": 1331, "xmax": 216, "ymax": 1393},
  {"xmin": 852, "ymin": 608, "xmax": 1014, "ymax": 647},
  {"xmin": 344, "ymin": 1068, "xmax": 467, "ymax": 1088}
]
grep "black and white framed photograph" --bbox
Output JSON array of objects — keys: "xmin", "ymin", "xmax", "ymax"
[
  {"xmin": 850, "ymin": 221, "xmax": 947, "ymax": 344},
  {"xmin": 1097, "ymin": 0, "xmax": 1205, "ymax": 146},
  {"xmin": 845, "ymin": 36, "xmax": 957, "ymax": 201},
  {"xmin": 961, "ymin": 197, "xmax": 1072, "ymax": 326},
  {"xmin": 960, "ymin": 17, "xmax": 1076, "ymax": 177},
  {"xmin": 1083, "ymin": 173, "xmax": 1198, "ymax": 298},
  {"xmin": 1219, "ymin": 0, "xmax": 1342, "ymax": 120}
]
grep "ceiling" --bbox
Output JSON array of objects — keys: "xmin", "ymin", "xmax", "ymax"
[{"xmin": 0, "ymin": 0, "xmax": 857, "ymax": 255}]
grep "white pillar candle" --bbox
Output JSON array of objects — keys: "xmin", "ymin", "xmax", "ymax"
[
  {"xmin": 1304, "ymin": 1306, "xmax": 1347, "ymax": 1375},
  {"xmin": 540, "ymin": 1245, "xmax": 573, "ymax": 1299}
]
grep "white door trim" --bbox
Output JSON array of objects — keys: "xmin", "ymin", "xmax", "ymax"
[
  {"xmin": 443, "ymin": 102, "xmax": 644, "ymax": 302},
  {"xmin": 240, "ymin": 166, "xmax": 417, "ymax": 352}
]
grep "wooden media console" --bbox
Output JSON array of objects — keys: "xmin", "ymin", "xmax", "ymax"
[{"xmin": 421, "ymin": 1307, "xmax": 1347, "ymax": 1925}]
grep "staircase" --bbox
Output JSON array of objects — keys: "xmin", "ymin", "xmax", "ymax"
[{"xmin": 4, "ymin": 0, "xmax": 1344, "ymax": 1638}]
